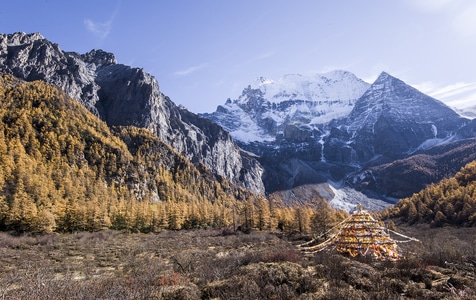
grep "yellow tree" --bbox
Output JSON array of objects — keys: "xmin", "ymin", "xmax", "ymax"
[
  {"xmin": 310, "ymin": 198, "xmax": 335, "ymax": 235},
  {"xmin": 256, "ymin": 197, "xmax": 271, "ymax": 231},
  {"xmin": 184, "ymin": 201, "xmax": 201, "ymax": 229},
  {"xmin": 124, "ymin": 199, "xmax": 138, "ymax": 232},
  {"xmin": 242, "ymin": 198, "xmax": 255, "ymax": 230},
  {"xmin": 268, "ymin": 198, "xmax": 278, "ymax": 231},
  {"xmin": 86, "ymin": 196, "xmax": 112, "ymax": 232},
  {"xmin": 198, "ymin": 200, "xmax": 213, "ymax": 227},
  {"xmin": 156, "ymin": 202, "xmax": 169, "ymax": 230},
  {"xmin": 110, "ymin": 197, "xmax": 128, "ymax": 231},
  {"xmin": 0, "ymin": 196, "xmax": 8, "ymax": 228},
  {"xmin": 168, "ymin": 201, "xmax": 185, "ymax": 230},
  {"xmin": 0, "ymin": 130, "xmax": 7, "ymax": 192},
  {"xmin": 294, "ymin": 207, "xmax": 311, "ymax": 234},
  {"xmin": 5, "ymin": 179, "xmax": 38, "ymax": 232},
  {"xmin": 32, "ymin": 207, "xmax": 57, "ymax": 233}
]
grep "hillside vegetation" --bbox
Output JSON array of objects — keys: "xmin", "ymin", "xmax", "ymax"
[
  {"xmin": 0, "ymin": 74, "xmax": 346, "ymax": 234},
  {"xmin": 1, "ymin": 227, "xmax": 475, "ymax": 299},
  {"xmin": 381, "ymin": 160, "xmax": 476, "ymax": 227}
]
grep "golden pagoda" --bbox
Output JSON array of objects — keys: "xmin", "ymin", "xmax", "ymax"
[{"xmin": 299, "ymin": 204, "xmax": 419, "ymax": 261}]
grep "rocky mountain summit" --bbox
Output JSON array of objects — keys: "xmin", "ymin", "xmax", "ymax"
[
  {"xmin": 204, "ymin": 70, "xmax": 473, "ymax": 209},
  {"xmin": 203, "ymin": 71, "xmax": 369, "ymax": 144},
  {"xmin": 338, "ymin": 72, "xmax": 467, "ymax": 163},
  {"xmin": 0, "ymin": 32, "xmax": 264, "ymax": 194}
]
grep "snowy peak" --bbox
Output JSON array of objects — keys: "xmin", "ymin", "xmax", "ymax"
[
  {"xmin": 348, "ymin": 72, "xmax": 461, "ymax": 126},
  {"xmin": 343, "ymin": 72, "xmax": 468, "ymax": 161},
  {"xmin": 373, "ymin": 71, "xmax": 391, "ymax": 82},
  {"xmin": 246, "ymin": 70, "xmax": 369, "ymax": 104},
  {"xmin": 204, "ymin": 70, "xmax": 370, "ymax": 143}
]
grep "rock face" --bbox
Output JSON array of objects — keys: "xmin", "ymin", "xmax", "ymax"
[
  {"xmin": 203, "ymin": 70, "xmax": 473, "ymax": 208},
  {"xmin": 0, "ymin": 32, "xmax": 108, "ymax": 115},
  {"xmin": 0, "ymin": 32, "xmax": 264, "ymax": 194},
  {"xmin": 340, "ymin": 72, "xmax": 466, "ymax": 163}
]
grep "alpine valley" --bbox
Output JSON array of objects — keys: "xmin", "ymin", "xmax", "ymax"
[
  {"xmin": 2, "ymin": 32, "xmax": 476, "ymax": 212},
  {"xmin": 202, "ymin": 70, "xmax": 476, "ymax": 210},
  {"xmin": 4, "ymin": 29, "xmax": 476, "ymax": 300}
]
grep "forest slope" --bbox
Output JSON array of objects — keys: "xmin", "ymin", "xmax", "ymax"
[
  {"xmin": 0, "ymin": 74, "xmax": 259, "ymax": 233},
  {"xmin": 0, "ymin": 74, "xmax": 345, "ymax": 234},
  {"xmin": 381, "ymin": 159, "xmax": 476, "ymax": 227}
]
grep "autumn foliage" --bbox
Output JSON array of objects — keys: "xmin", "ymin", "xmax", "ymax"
[
  {"xmin": 381, "ymin": 160, "xmax": 476, "ymax": 227},
  {"xmin": 0, "ymin": 74, "xmax": 346, "ymax": 234}
]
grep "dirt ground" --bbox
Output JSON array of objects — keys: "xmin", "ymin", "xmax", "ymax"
[{"xmin": 0, "ymin": 225, "xmax": 475, "ymax": 299}]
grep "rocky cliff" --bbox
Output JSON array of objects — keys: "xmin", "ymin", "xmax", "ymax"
[{"xmin": 0, "ymin": 32, "xmax": 264, "ymax": 194}]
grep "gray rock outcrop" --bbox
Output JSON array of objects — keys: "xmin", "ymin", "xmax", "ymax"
[{"xmin": 0, "ymin": 32, "xmax": 264, "ymax": 194}]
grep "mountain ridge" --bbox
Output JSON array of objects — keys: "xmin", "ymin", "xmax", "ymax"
[
  {"xmin": 203, "ymin": 70, "xmax": 473, "ymax": 210},
  {"xmin": 342, "ymin": 71, "xmax": 466, "ymax": 162},
  {"xmin": 0, "ymin": 73, "xmax": 272, "ymax": 233},
  {"xmin": 3, "ymin": 31, "xmax": 475, "ymax": 212},
  {"xmin": 0, "ymin": 32, "xmax": 265, "ymax": 194}
]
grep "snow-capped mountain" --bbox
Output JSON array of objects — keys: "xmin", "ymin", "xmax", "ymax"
[
  {"xmin": 340, "ymin": 72, "xmax": 467, "ymax": 162},
  {"xmin": 203, "ymin": 71, "xmax": 474, "ymax": 211},
  {"xmin": 202, "ymin": 70, "xmax": 369, "ymax": 143}
]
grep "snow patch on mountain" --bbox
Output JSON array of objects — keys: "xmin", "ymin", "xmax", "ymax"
[
  {"xmin": 328, "ymin": 182, "xmax": 393, "ymax": 212},
  {"xmin": 209, "ymin": 101, "xmax": 275, "ymax": 143},
  {"xmin": 454, "ymin": 105, "xmax": 476, "ymax": 119},
  {"xmin": 409, "ymin": 135, "xmax": 456, "ymax": 154}
]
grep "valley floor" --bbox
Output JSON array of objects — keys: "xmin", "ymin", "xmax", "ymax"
[{"xmin": 0, "ymin": 225, "xmax": 475, "ymax": 299}]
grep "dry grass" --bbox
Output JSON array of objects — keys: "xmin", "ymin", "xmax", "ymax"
[{"xmin": 0, "ymin": 226, "xmax": 475, "ymax": 299}]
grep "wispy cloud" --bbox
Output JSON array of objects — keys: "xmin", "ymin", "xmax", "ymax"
[
  {"xmin": 173, "ymin": 63, "xmax": 208, "ymax": 77},
  {"xmin": 84, "ymin": 4, "xmax": 119, "ymax": 40},
  {"xmin": 413, "ymin": 81, "xmax": 476, "ymax": 108},
  {"xmin": 254, "ymin": 51, "xmax": 274, "ymax": 61},
  {"xmin": 84, "ymin": 19, "xmax": 113, "ymax": 39},
  {"xmin": 427, "ymin": 82, "xmax": 476, "ymax": 98}
]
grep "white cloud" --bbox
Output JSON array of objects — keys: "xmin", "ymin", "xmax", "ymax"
[
  {"xmin": 173, "ymin": 63, "xmax": 208, "ymax": 77},
  {"xmin": 84, "ymin": 19, "xmax": 113, "ymax": 39},
  {"xmin": 84, "ymin": 4, "xmax": 119, "ymax": 40},
  {"xmin": 252, "ymin": 51, "xmax": 275, "ymax": 62},
  {"xmin": 413, "ymin": 81, "xmax": 476, "ymax": 109},
  {"xmin": 429, "ymin": 82, "xmax": 476, "ymax": 98}
]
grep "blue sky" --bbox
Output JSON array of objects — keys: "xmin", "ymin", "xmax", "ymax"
[{"xmin": 1, "ymin": 0, "xmax": 476, "ymax": 113}]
